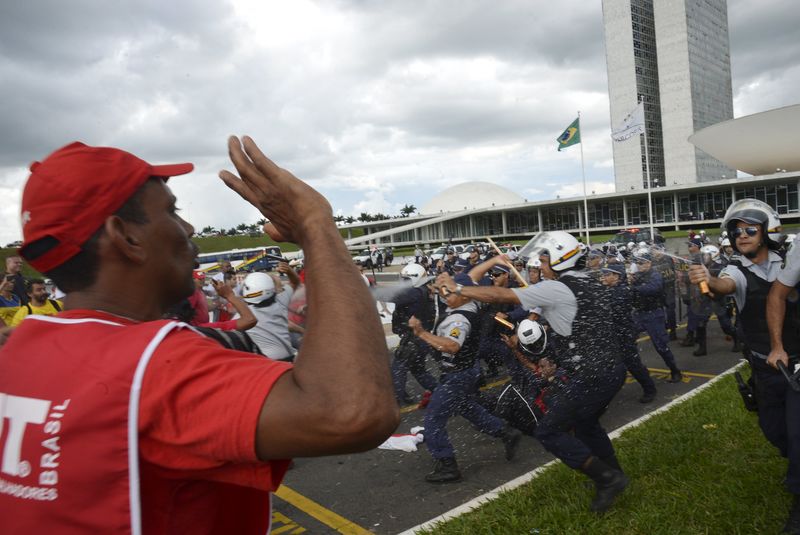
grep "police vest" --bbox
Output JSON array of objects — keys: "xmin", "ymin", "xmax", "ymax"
[
  {"xmin": 435, "ymin": 309, "xmax": 479, "ymax": 372},
  {"xmin": 733, "ymin": 261, "xmax": 800, "ymax": 356},
  {"xmin": 632, "ymin": 270, "xmax": 665, "ymax": 312},
  {"xmin": 551, "ymin": 273, "xmax": 621, "ymax": 379}
]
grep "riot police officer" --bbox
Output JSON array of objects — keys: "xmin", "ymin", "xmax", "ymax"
[
  {"xmin": 437, "ymin": 231, "xmax": 628, "ymax": 513},
  {"xmin": 389, "ymin": 264, "xmax": 438, "ymax": 405},
  {"xmin": 690, "ymin": 199, "xmax": 800, "ymax": 534},
  {"xmin": 409, "ymin": 273, "xmax": 522, "ymax": 483},
  {"xmin": 600, "ymin": 263, "xmax": 658, "ymax": 402},
  {"xmin": 630, "ymin": 251, "xmax": 683, "ymax": 382}
]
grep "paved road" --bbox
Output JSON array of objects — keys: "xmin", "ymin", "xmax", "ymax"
[{"xmin": 269, "ymin": 287, "xmax": 741, "ymax": 534}]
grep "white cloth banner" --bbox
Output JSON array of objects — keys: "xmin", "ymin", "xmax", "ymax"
[{"xmin": 612, "ymin": 102, "xmax": 645, "ymax": 142}]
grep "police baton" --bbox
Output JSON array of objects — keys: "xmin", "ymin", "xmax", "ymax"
[{"xmin": 777, "ymin": 361, "xmax": 800, "ymax": 393}]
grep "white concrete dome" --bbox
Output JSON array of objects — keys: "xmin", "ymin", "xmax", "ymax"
[{"xmin": 420, "ymin": 181, "xmax": 524, "ymax": 215}]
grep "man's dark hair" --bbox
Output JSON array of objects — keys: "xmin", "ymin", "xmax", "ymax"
[
  {"xmin": 25, "ymin": 278, "xmax": 45, "ymax": 293},
  {"xmin": 41, "ymin": 178, "xmax": 154, "ymax": 293}
]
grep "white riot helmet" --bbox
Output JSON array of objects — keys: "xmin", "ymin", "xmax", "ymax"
[
  {"xmin": 722, "ymin": 198, "xmax": 783, "ymax": 251},
  {"xmin": 720, "ymin": 238, "xmax": 731, "ymax": 248},
  {"xmin": 241, "ymin": 272, "xmax": 276, "ymax": 304},
  {"xmin": 526, "ymin": 257, "xmax": 542, "ymax": 270},
  {"xmin": 701, "ymin": 245, "xmax": 719, "ymax": 259},
  {"xmin": 400, "ymin": 263, "xmax": 433, "ymax": 288},
  {"xmin": 518, "ymin": 231, "xmax": 583, "ymax": 272},
  {"xmin": 517, "ymin": 319, "xmax": 547, "ymax": 357}
]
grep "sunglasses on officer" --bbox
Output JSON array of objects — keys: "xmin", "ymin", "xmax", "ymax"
[
  {"xmin": 732, "ymin": 226, "xmax": 759, "ymax": 238},
  {"xmin": 488, "ymin": 270, "xmax": 507, "ymax": 278}
]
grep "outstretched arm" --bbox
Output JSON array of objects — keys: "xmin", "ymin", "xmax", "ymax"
[
  {"xmin": 220, "ymin": 136, "xmax": 399, "ymax": 460},
  {"xmin": 212, "ymin": 279, "xmax": 257, "ymax": 331}
]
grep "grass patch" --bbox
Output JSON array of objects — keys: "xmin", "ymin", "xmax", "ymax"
[{"xmin": 421, "ymin": 373, "xmax": 788, "ymax": 535}]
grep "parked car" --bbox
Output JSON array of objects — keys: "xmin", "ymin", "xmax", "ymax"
[
  {"xmin": 353, "ymin": 247, "xmax": 386, "ymax": 266},
  {"xmin": 430, "ymin": 244, "xmax": 465, "ymax": 261},
  {"xmin": 610, "ymin": 227, "xmax": 664, "ymax": 245}
]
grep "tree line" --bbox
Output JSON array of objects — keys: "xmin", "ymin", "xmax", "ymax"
[{"xmin": 200, "ymin": 205, "xmax": 418, "ymax": 236}]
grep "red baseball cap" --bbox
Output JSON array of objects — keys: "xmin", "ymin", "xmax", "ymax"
[
  {"xmin": 192, "ymin": 270, "xmax": 206, "ymax": 280},
  {"xmin": 19, "ymin": 142, "xmax": 193, "ymax": 272}
]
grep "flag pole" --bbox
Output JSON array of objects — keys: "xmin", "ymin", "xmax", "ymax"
[
  {"xmin": 640, "ymin": 99, "xmax": 655, "ymax": 241},
  {"xmin": 578, "ymin": 111, "xmax": 590, "ymax": 246}
]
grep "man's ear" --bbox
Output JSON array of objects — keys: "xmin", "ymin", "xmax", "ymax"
[{"xmin": 103, "ymin": 216, "xmax": 147, "ymax": 264}]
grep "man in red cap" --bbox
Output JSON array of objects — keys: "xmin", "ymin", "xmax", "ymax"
[
  {"xmin": 188, "ymin": 269, "xmax": 211, "ymax": 324},
  {"xmin": 0, "ymin": 137, "xmax": 398, "ymax": 533}
]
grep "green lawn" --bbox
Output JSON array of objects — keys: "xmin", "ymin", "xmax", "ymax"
[{"xmin": 420, "ymin": 369, "xmax": 788, "ymax": 535}]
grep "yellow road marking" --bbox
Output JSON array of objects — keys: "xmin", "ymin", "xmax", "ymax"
[
  {"xmin": 271, "ymin": 511, "xmax": 307, "ymax": 534},
  {"xmin": 275, "ymin": 485, "xmax": 373, "ymax": 535},
  {"xmin": 646, "ymin": 367, "xmax": 717, "ymax": 379}
]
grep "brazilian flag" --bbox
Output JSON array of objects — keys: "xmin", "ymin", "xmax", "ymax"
[{"xmin": 556, "ymin": 117, "xmax": 581, "ymax": 151}]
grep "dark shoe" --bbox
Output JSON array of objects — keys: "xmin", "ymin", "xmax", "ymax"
[
  {"xmin": 417, "ymin": 390, "xmax": 432, "ymax": 409},
  {"xmin": 639, "ymin": 390, "xmax": 657, "ymax": 403},
  {"xmin": 680, "ymin": 332, "xmax": 695, "ymax": 347},
  {"xmin": 668, "ymin": 329, "xmax": 678, "ymax": 341},
  {"xmin": 501, "ymin": 427, "xmax": 522, "ymax": 461},
  {"xmin": 693, "ymin": 326, "xmax": 707, "ymax": 356},
  {"xmin": 668, "ymin": 371, "xmax": 683, "ymax": 383},
  {"xmin": 784, "ymin": 494, "xmax": 800, "ymax": 534},
  {"xmin": 425, "ymin": 457, "xmax": 461, "ymax": 483},
  {"xmin": 580, "ymin": 457, "xmax": 629, "ymax": 513},
  {"xmin": 599, "ymin": 454, "xmax": 623, "ymax": 473},
  {"xmin": 732, "ymin": 339, "xmax": 742, "ymax": 352}
]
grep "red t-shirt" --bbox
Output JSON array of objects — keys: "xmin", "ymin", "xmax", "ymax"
[
  {"xmin": 65, "ymin": 310, "xmax": 293, "ymax": 534},
  {"xmin": 188, "ymin": 288, "xmax": 210, "ymax": 325}
]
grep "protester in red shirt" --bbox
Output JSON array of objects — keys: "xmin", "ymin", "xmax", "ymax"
[{"xmin": 0, "ymin": 138, "xmax": 398, "ymax": 534}]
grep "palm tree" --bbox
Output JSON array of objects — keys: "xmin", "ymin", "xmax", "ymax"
[
  {"xmin": 201, "ymin": 225, "xmax": 217, "ymax": 235},
  {"xmin": 358, "ymin": 212, "xmax": 373, "ymax": 222},
  {"xmin": 400, "ymin": 204, "xmax": 417, "ymax": 217},
  {"xmin": 345, "ymin": 216, "xmax": 356, "ymax": 224}
]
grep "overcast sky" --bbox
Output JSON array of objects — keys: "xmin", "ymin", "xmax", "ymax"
[{"xmin": 0, "ymin": 0, "xmax": 798, "ymax": 245}]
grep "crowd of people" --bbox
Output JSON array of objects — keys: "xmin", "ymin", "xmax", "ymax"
[
  {"xmin": 387, "ymin": 199, "xmax": 800, "ymax": 530},
  {"xmin": 1, "ymin": 138, "xmax": 799, "ymax": 532}
]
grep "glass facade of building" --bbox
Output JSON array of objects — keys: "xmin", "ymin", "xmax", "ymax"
[
  {"xmin": 630, "ymin": 0, "xmax": 666, "ymax": 188},
  {"xmin": 348, "ymin": 180, "xmax": 800, "ymax": 247}
]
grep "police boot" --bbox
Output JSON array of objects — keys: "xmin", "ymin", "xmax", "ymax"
[
  {"xmin": 731, "ymin": 334, "xmax": 742, "ymax": 353},
  {"xmin": 783, "ymin": 494, "xmax": 800, "ymax": 534},
  {"xmin": 580, "ymin": 456, "xmax": 629, "ymax": 513},
  {"xmin": 680, "ymin": 331, "xmax": 695, "ymax": 347},
  {"xmin": 600, "ymin": 454, "xmax": 624, "ymax": 473},
  {"xmin": 668, "ymin": 369, "xmax": 683, "ymax": 383},
  {"xmin": 501, "ymin": 426, "xmax": 523, "ymax": 461},
  {"xmin": 425, "ymin": 457, "xmax": 462, "ymax": 483},
  {"xmin": 693, "ymin": 326, "xmax": 707, "ymax": 356},
  {"xmin": 639, "ymin": 388, "xmax": 657, "ymax": 404}
]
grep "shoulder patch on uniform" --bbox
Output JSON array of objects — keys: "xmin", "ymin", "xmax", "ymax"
[{"xmin": 449, "ymin": 327, "xmax": 461, "ymax": 338}]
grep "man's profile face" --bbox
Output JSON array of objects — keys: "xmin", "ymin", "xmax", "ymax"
[
  {"xmin": 539, "ymin": 256, "xmax": 555, "ymax": 280},
  {"xmin": 636, "ymin": 260, "xmax": 652, "ymax": 272},
  {"xmin": 28, "ymin": 283, "xmax": 48, "ymax": 305},
  {"xmin": 5, "ymin": 256, "xmax": 22, "ymax": 274},
  {"xmin": 137, "ymin": 180, "xmax": 197, "ymax": 308},
  {"xmin": 221, "ymin": 261, "xmax": 233, "ymax": 273}
]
